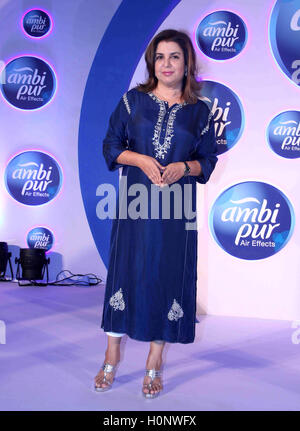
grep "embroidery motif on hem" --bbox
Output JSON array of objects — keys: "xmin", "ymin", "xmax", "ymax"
[
  {"xmin": 148, "ymin": 92, "xmax": 187, "ymax": 160},
  {"xmin": 168, "ymin": 298, "xmax": 184, "ymax": 321},
  {"xmin": 109, "ymin": 288, "xmax": 125, "ymax": 311},
  {"xmin": 122, "ymin": 93, "xmax": 131, "ymax": 115}
]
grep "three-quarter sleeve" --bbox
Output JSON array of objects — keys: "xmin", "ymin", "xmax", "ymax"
[
  {"xmin": 192, "ymin": 105, "xmax": 218, "ymax": 184},
  {"xmin": 103, "ymin": 93, "xmax": 130, "ymax": 171}
]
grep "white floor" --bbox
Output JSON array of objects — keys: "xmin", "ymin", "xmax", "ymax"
[{"xmin": 0, "ymin": 281, "xmax": 299, "ymax": 411}]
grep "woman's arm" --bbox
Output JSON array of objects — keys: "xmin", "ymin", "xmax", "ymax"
[
  {"xmin": 182, "ymin": 160, "xmax": 202, "ymax": 177},
  {"xmin": 115, "ymin": 150, "xmax": 143, "ymax": 168},
  {"xmin": 116, "ymin": 150, "xmax": 166, "ymax": 185}
]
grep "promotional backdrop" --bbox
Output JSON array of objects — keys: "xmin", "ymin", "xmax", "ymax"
[{"xmin": 0, "ymin": 0, "xmax": 299, "ymax": 320}]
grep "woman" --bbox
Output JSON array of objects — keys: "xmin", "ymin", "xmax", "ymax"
[{"xmin": 94, "ymin": 29, "xmax": 218, "ymax": 397}]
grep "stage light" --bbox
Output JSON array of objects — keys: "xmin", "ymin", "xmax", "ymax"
[
  {"xmin": 0, "ymin": 242, "xmax": 13, "ymax": 281},
  {"xmin": 15, "ymin": 248, "xmax": 50, "ymax": 285}
]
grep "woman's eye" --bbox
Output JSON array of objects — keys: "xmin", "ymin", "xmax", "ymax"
[{"xmin": 155, "ymin": 54, "xmax": 180, "ymax": 61}]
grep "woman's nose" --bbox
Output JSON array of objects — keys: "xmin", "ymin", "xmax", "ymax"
[{"xmin": 163, "ymin": 57, "xmax": 171, "ymax": 67}]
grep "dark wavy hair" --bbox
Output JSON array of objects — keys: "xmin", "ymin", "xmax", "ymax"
[{"xmin": 136, "ymin": 29, "xmax": 201, "ymax": 104}]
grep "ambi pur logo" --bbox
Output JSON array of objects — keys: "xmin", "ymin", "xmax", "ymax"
[
  {"xmin": 199, "ymin": 80, "xmax": 244, "ymax": 155},
  {"xmin": 0, "ymin": 56, "xmax": 56, "ymax": 110},
  {"xmin": 267, "ymin": 111, "xmax": 300, "ymax": 158},
  {"xmin": 22, "ymin": 9, "xmax": 52, "ymax": 38},
  {"xmin": 270, "ymin": 0, "xmax": 300, "ymax": 86},
  {"xmin": 5, "ymin": 151, "xmax": 63, "ymax": 205},
  {"xmin": 209, "ymin": 182, "xmax": 294, "ymax": 260},
  {"xmin": 27, "ymin": 227, "xmax": 54, "ymax": 251},
  {"xmin": 196, "ymin": 10, "xmax": 247, "ymax": 60}
]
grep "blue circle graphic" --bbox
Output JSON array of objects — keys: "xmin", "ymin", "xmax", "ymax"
[
  {"xmin": 27, "ymin": 227, "xmax": 54, "ymax": 251},
  {"xmin": 267, "ymin": 110, "xmax": 300, "ymax": 159},
  {"xmin": 209, "ymin": 181, "xmax": 295, "ymax": 260},
  {"xmin": 23, "ymin": 9, "xmax": 52, "ymax": 38},
  {"xmin": 199, "ymin": 80, "xmax": 244, "ymax": 155},
  {"xmin": 269, "ymin": 0, "xmax": 300, "ymax": 87},
  {"xmin": 5, "ymin": 151, "xmax": 63, "ymax": 206},
  {"xmin": 1, "ymin": 56, "xmax": 56, "ymax": 110},
  {"xmin": 196, "ymin": 10, "xmax": 247, "ymax": 60}
]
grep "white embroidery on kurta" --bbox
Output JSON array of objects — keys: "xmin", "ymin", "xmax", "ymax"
[
  {"xmin": 151, "ymin": 97, "xmax": 166, "ymax": 159},
  {"xmin": 148, "ymin": 92, "xmax": 187, "ymax": 160},
  {"xmin": 122, "ymin": 93, "xmax": 131, "ymax": 115},
  {"xmin": 109, "ymin": 288, "xmax": 125, "ymax": 311},
  {"xmin": 200, "ymin": 110, "xmax": 213, "ymax": 136},
  {"xmin": 168, "ymin": 299, "xmax": 184, "ymax": 321}
]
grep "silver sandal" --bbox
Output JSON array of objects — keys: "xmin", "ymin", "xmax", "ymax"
[
  {"xmin": 94, "ymin": 362, "xmax": 118, "ymax": 392},
  {"xmin": 142, "ymin": 369, "xmax": 163, "ymax": 398}
]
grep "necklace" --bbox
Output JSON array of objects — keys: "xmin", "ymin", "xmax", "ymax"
[{"xmin": 153, "ymin": 89, "xmax": 184, "ymax": 105}]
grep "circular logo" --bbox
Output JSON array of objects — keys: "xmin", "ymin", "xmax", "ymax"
[
  {"xmin": 209, "ymin": 181, "xmax": 295, "ymax": 260},
  {"xmin": 0, "ymin": 56, "xmax": 57, "ymax": 110},
  {"xmin": 22, "ymin": 9, "xmax": 52, "ymax": 38},
  {"xmin": 267, "ymin": 110, "xmax": 300, "ymax": 158},
  {"xmin": 5, "ymin": 151, "xmax": 63, "ymax": 206},
  {"xmin": 199, "ymin": 80, "xmax": 244, "ymax": 155},
  {"xmin": 27, "ymin": 227, "xmax": 54, "ymax": 251},
  {"xmin": 196, "ymin": 10, "xmax": 247, "ymax": 60},
  {"xmin": 270, "ymin": 0, "xmax": 300, "ymax": 87}
]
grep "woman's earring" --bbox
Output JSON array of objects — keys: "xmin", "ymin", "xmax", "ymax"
[{"xmin": 184, "ymin": 66, "xmax": 187, "ymax": 77}]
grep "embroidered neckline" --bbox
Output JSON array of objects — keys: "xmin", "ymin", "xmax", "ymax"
[
  {"xmin": 147, "ymin": 91, "xmax": 188, "ymax": 108},
  {"xmin": 148, "ymin": 92, "xmax": 186, "ymax": 160},
  {"xmin": 200, "ymin": 109, "xmax": 213, "ymax": 136},
  {"xmin": 122, "ymin": 92, "xmax": 131, "ymax": 114}
]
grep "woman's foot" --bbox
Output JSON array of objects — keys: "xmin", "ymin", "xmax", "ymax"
[
  {"xmin": 142, "ymin": 353, "xmax": 163, "ymax": 397},
  {"xmin": 94, "ymin": 345, "xmax": 120, "ymax": 390}
]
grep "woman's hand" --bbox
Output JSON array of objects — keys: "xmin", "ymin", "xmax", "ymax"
[
  {"xmin": 161, "ymin": 162, "xmax": 185, "ymax": 185},
  {"xmin": 137, "ymin": 154, "xmax": 166, "ymax": 185}
]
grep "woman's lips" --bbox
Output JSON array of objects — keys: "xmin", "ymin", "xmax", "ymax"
[{"xmin": 162, "ymin": 71, "xmax": 174, "ymax": 76}]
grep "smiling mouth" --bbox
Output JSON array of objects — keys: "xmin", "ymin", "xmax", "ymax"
[{"xmin": 162, "ymin": 72, "xmax": 174, "ymax": 75}]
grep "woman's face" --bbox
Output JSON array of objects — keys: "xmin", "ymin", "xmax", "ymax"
[{"xmin": 154, "ymin": 40, "xmax": 185, "ymax": 89}]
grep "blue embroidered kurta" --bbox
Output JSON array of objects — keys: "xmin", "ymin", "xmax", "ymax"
[{"xmin": 101, "ymin": 87, "xmax": 217, "ymax": 343}]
